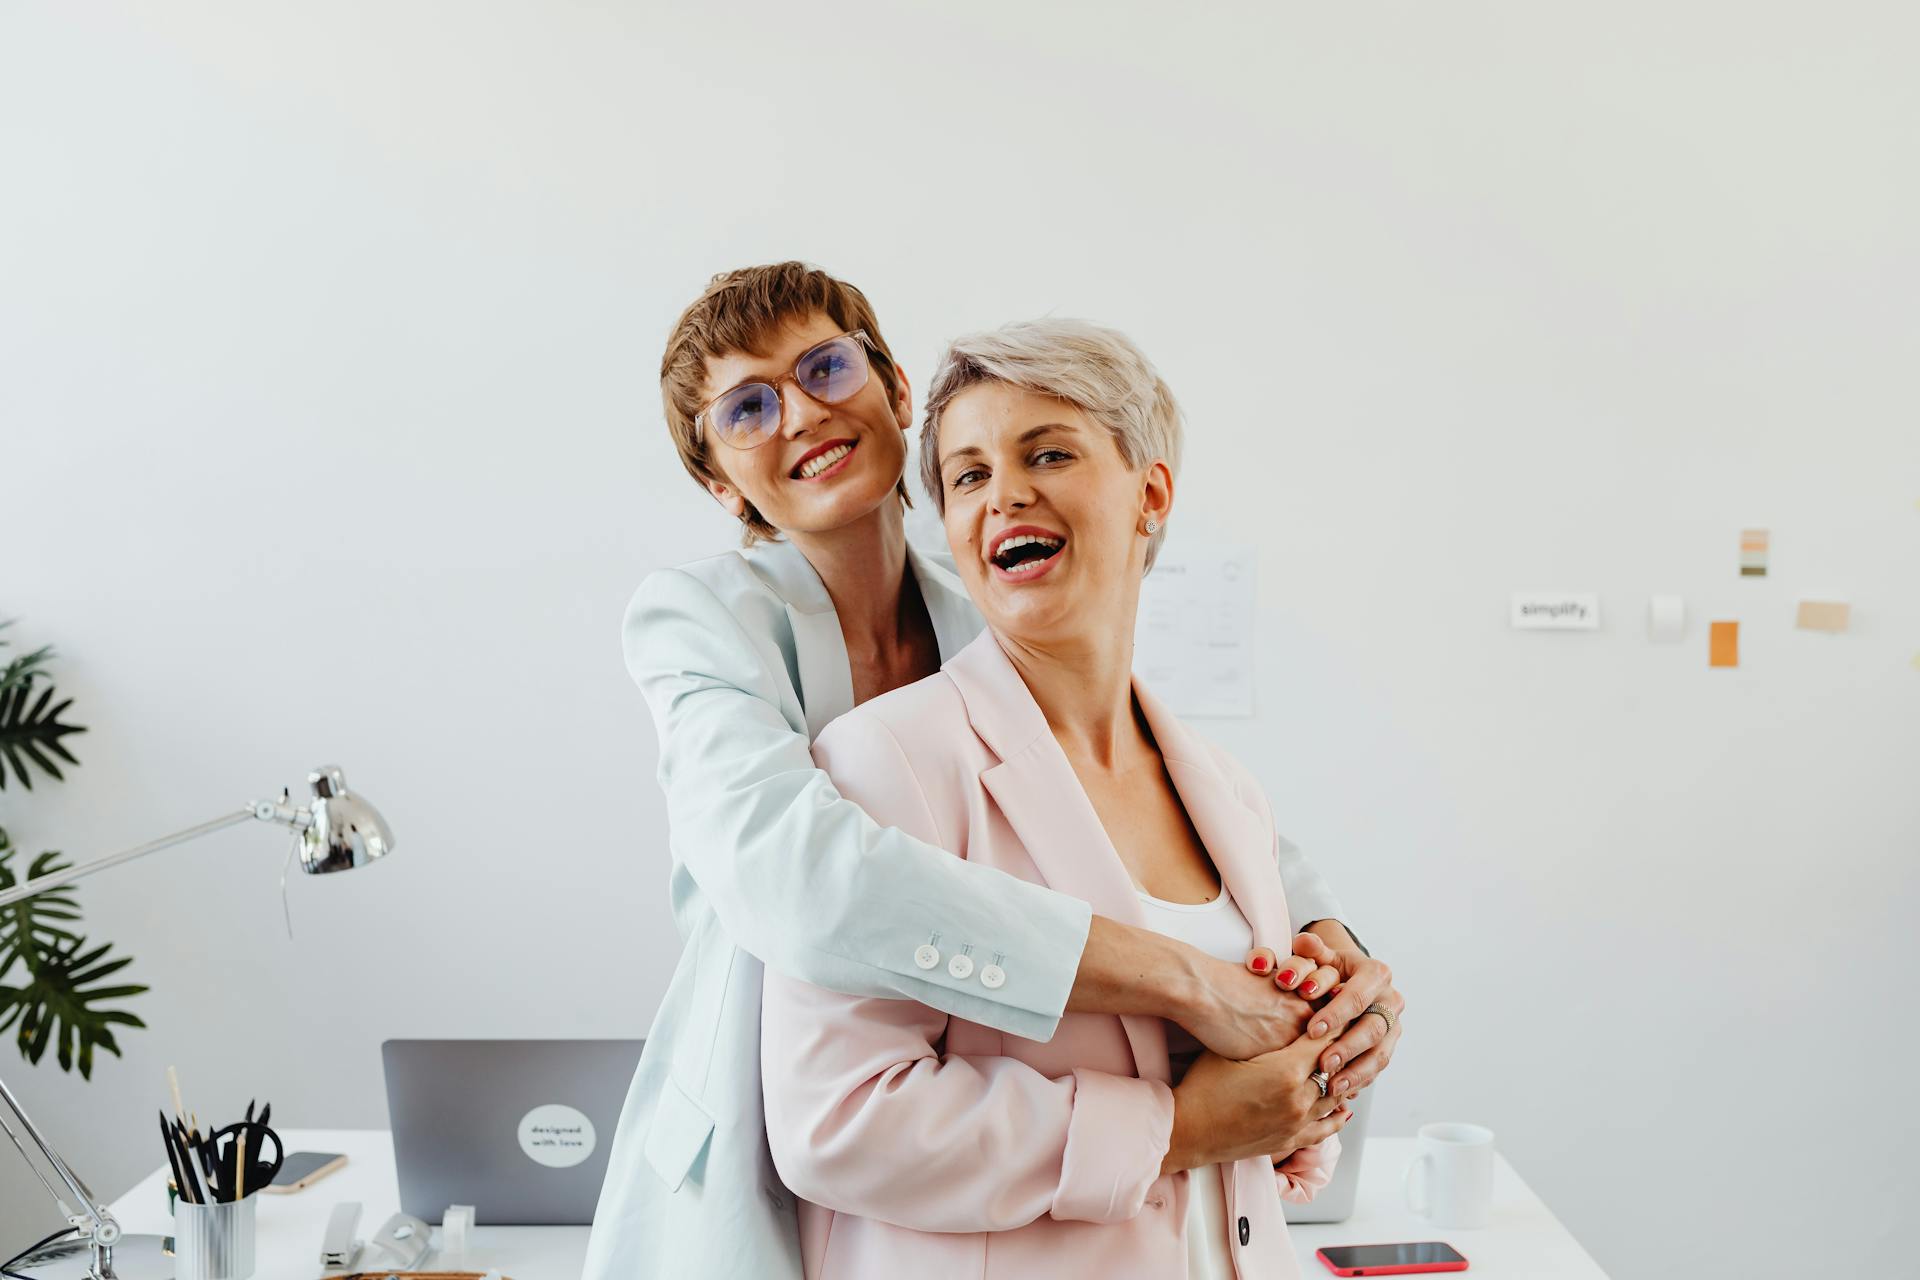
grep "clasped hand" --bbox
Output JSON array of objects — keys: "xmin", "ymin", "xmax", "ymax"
[
  {"xmin": 1162, "ymin": 932, "xmax": 1403, "ymax": 1173},
  {"xmin": 1181, "ymin": 931, "xmax": 1404, "ymax": 1097}
]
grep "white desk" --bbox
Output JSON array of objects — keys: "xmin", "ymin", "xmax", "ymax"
[
  {"xmin": 1290, "ymin": 1137, "xmax": 1608, "ymax": 1277},
  {"xmin": 108, "ymin": 1129, "xmax": 1607, "ymax": 1278},
  {"xmin": 108, "ymin": 1130, "xmax": 587, "ymax": 1280}
]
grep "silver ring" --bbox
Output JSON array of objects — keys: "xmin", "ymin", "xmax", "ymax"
[
  {"xmin": 1363, "ymin": 1003, "xmax": 1395, "ymax": 1033},
  {"xmin": 1309, "ymin": 1070, "xmax": 1330, "ymax": 1097}
]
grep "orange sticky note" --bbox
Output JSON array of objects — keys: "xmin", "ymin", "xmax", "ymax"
[{"xmin": 1709, "ymin": 621, "xmax": 1739, "ymax": 667}]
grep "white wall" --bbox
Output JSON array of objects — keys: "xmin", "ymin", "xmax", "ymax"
[{"xmin": 4, "ymin": 3, "xmax": 1917, "ymax": 1274}]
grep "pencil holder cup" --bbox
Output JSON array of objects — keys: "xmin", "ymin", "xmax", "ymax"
[{"xmin": 172, "ymin": 1192, "xmax": 257, "ymax": 1279}]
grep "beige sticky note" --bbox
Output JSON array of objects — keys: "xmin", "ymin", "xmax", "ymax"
[
  {"xmin": 1796, "ymin": 601, "xmax": 1851, "ymax": 633},
  {"xmin": 1709, "ymin": 621, "xmax": 1739, "ymax": 668},
  {"xmin": 1739, "ymin": 528, "xmax": 1770, "ymax": 577}
]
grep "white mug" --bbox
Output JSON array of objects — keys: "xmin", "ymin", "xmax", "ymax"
[{"xmin": 1403, "ymin": 1122, "xmax": 1494, "ymax": 1229}]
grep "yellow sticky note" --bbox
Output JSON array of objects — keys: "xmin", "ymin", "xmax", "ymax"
[
  {"xmin": 1710, "ymin": 621, "xmax": 1739, "ymax": 668},
  {"xmin": 1796, "ymin": 601, "xmax": 1851, "ymax": 633}
]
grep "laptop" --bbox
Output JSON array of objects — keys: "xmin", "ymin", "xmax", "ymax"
[
  {"xmin": 383, "ymin": 1038, "xmax": 644, "ymax": 1225},
  {"xmin": 1282, "ymin": 1084, "xmax": 1373, "ymax": 1224}
]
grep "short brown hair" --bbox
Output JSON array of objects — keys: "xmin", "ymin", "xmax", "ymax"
[{"xmin": 660, "ymin": 261, "xmax": 910, "ymax": 544}]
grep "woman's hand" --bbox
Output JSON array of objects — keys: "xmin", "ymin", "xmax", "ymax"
[
  {"xmin": 1303, "ymin": 947, "xmax": 1403, "ymax": 1099},
  {"xmin": 1175, "ymin": 951, "xmax": 1319, "ymax": 1060},
  {"xmin": 1247, "ymin": 933, "xmax": 1346, "ymax": 1001},
  {"xmin": 1160, "ymin": 1032, "xmax": 1355, "ymax": 1174}
]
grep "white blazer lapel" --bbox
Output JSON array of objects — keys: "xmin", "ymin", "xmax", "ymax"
[
  {"xmin": 787, "ymin": 607, "xmax": 854, "ymax": 740},
  {"xmin": 906, "ymin": 541, "xmax": 986, "ymax": 662},
  {"xmin": 744, "ymin": 541, "xmax": 855, "ymax": 739},
  {"xmin": 775, "ymin": 540, "xmax": 982, "ymax": 739}
]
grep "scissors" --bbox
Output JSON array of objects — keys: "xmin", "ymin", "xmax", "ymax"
[{"xmin": 206, "ymin": 1101, "xmax": 284, "ymax": 1200}]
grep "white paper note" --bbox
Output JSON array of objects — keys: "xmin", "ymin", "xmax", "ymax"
[
  {"xmin": 1135, "ymin": 543, "xmax": 1255, "ymax": 718},
  {"xmin": 1648, "ymin": 595, "xmax": 1685, "ymax": 641},
  {"xmin": 1511, "ymin": 592, "xmax": 1601, "ymax": 630}
]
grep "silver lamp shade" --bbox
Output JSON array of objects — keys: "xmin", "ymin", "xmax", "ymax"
[{"xmin": 299, "ymin": 765, "xmax": 395, "ymax": 874}]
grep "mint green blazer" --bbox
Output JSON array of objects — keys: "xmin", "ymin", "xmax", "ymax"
[{"xmin": 582, "ymin": 538, "xmax": 1347, "ymax": 1278}]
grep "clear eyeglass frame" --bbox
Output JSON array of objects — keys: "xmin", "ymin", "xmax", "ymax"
[{"xmin": 694, "ymin": 329, "xmax": 889, "ymax": 450}]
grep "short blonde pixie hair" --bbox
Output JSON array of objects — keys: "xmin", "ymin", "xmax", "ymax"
[
  {"xmin": 919, "ymin": 318, "xmax": 1184, "ymax": 571},
  {"xmin": 660, "ymin": 262, "xmax": 911, "ymax": 545}
]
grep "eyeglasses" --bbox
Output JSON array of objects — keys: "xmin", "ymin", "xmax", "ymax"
[{"xmin": 695, "ymin": 330, "xmax": 888, "ymax": 450}]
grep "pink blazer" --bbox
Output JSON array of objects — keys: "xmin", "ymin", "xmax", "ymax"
[{"xmin": 760, "ymin": 630, "xmax": 1339, "ymax": 1280}]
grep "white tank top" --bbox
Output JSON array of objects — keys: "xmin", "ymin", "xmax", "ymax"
[{"xmin": 1135, "ymin": 884, "xmax": 1254, "ymax": 1280}]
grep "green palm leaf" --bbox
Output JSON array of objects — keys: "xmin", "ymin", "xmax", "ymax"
[
  {"xmin": 0, "ymin": 842, "xmax": 146, "ymax": 1079},
  {"xmin": 0, "ymin": 675, "xmax": 87, "ymax": 791},
  {"xmin": 0, "ymin": 619, "xmax": 84, "ymax": 790},
  {"xmin": 0, "ymin": 619, "xmax": 55, "ymax": 698}
]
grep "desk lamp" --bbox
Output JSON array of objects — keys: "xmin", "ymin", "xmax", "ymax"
[{"xmin": 0, "ymin": 765, "xmax": 393, "ymax": 1280}]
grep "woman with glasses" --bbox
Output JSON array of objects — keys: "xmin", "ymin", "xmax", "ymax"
[{"xmin": 583, "ymin": 264, "xmax": 1405, "ymax": 1279}]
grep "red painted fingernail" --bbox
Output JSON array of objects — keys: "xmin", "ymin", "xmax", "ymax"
[
  {"xmin": 1329, "ymin": 985, "xmax": 1343, "ymax": 997},
  {"xmin": 1251, "ymin": 956, "xmax": 1270, "ymax": 973},
  {"xmin": 1278, "ymin": 970, "xmax": 1296, "ymax": 985},
  {"xmin": 1301, "ymin": 981, "xmax": 1318, "ymax": 996}
]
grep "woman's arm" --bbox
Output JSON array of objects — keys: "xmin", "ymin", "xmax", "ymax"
[
  {"xmin": 629, "ymin": 567, "xmax": 1089, "ymax": 1040},
  {"xmin": 763, "ymin": 973, "xmax": 1174, "ymax": 1231},
  {"xmin": 761, "ymin": 710, "xmax": 1173, "ymax": 1231}
]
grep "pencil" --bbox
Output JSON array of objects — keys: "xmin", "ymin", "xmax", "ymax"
[{"xmin": 159, "ymin": 1112, "xmax": 192, "ymax": 1205}]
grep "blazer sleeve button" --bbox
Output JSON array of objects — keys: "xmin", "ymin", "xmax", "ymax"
[
  {"xmin": 979, "ymin": 963, "xmax": 1006, "ymax": 989},
  {"xmin": 914, "ymin": 944, "xmax": 941, "ymax": 970},
  {"xmin": 947, "ymin": 953, "xmax": 975, "ymax": 979}
]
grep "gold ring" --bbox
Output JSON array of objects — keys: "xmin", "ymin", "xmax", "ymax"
[{"xmin": 1363, "ymin": 1003, "xmax": 1395, "ymax": 1033}]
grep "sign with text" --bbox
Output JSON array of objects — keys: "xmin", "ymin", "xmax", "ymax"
[{"xmin": 1510, "ymin": 592, "xmax": 1600, "ymax": 631}]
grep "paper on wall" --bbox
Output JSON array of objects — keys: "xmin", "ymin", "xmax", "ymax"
[
  {"xmin": 1740, "ymin": 529, "xmax": 1770, "ymax": 577},
  {"xmin": 1795, "ymin": 601, "xmax": 1851, "ymax": 633},
  {"xmin": 1648, "ymin": 595, "xmax": 1685, "ymax": 641},
  {"xmin": 1709, "ymin": 620, "xmax": 1740, "ymax": 668},
  {"xmin": 1510, "ymin": 592, "xmax": 1601, "ymax": 630},
  {"xmin": 1135, "ymin": 543, "xmax": 1255, "ymax": 718}
]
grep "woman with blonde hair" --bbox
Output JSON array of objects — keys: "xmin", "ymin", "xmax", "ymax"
[{"xmin": 760, "ymin": 318, "xmax": 1362, "ymax": 1278}]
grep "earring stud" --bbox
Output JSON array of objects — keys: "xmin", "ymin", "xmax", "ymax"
[{"xmin": 1144, "ymin": 519, "xmax": 1160, "ymax": 534}]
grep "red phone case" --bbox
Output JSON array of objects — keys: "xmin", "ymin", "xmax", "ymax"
[{"xmin": 1316, "ymin": 1245, "xmax": 1470, "ymax": 1276}]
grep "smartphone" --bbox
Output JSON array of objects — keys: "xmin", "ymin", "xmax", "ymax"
[
  {"xmin": 262, "ymin": 1150, "xmax": 348, "ymax": 1194},
  {"xmin": 1316, "ymin": 1241, "xmax": 1469, "ymax": 1275}
]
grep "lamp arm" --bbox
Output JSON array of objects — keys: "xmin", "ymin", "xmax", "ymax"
[
  {"xmin": 0, "ymin": 1070, "xmax": 122, "ymax": 1250},
  {"xmin": 0, "ymin": 798, "xmax": 316, "ymax": 1259},
  {"xmin": 0, "ymin": 801, "xmax": 312, "ymax": 912}
]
